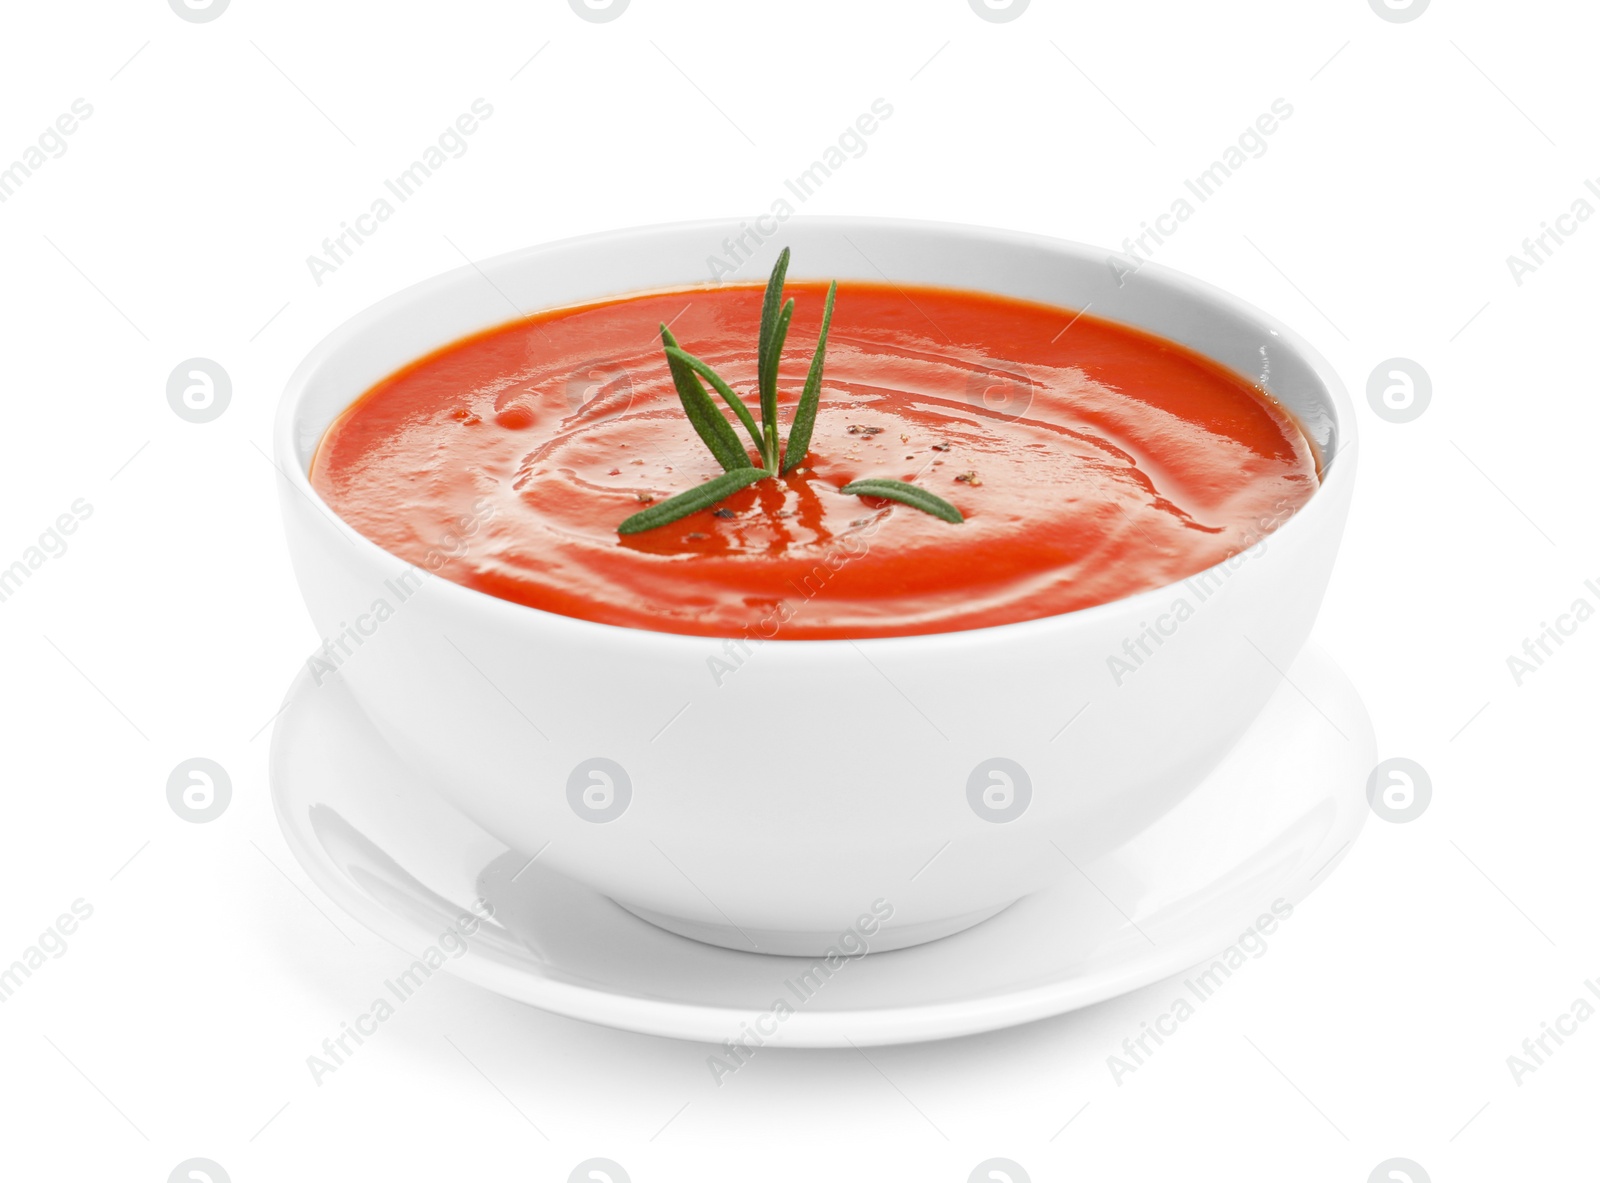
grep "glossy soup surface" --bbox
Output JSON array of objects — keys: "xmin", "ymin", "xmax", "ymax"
[{"xmin": 311, "ymin": 282, "xmax": 1319, "ymax": 639}]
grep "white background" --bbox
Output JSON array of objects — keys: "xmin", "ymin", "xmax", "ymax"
[{"xmin": 1, "ymin": 0, "xmax": 1595, "ymax": 1179}]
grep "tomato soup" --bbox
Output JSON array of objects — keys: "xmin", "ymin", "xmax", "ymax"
[{"xmin": 311, "ymin": 282, "xmax": 1318, "ymax": 639}]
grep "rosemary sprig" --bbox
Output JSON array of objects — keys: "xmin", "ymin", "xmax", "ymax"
[{"xmin": 617, "ymin": 249, "xmax": 965, "ymax": 533}]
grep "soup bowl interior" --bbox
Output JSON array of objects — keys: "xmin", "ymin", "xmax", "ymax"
[{"xmin": 275, "ymin": 217, "xmax": 1355, "ymax": 956}]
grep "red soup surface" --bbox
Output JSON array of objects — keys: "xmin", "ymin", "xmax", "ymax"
[{"xmin": 311, "ymin": 282, "xmax": 1319, "ymax": 639}]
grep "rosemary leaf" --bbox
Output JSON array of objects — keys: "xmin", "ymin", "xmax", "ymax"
[
  {"xmin": 618, "ymin": 467, "xmax": 769, "ymax": 534},
  {"xmin": 761, "ymin": 297, "xmax": 794, "ymax": 465},
  {"xmin": 659, "ymin": 324, "xmax": 749, "ymax": 472},
  {"xmin": 757, "ymin": 248, "xmax": 792, "ymax": 374},
  {"xmin": 756, "ymin": 248, "xmax": 791, "ymax": 445},
  {"xmin": 841, "ymin": 478, "xmax": 964, "ymax": 524},
  {"xmin": 663, "ymin": 346, "xmax": 764, "ymax": 455},
  {"xmin": 782, "ymin": 279, "xmax": 837, "ymax": 474}
]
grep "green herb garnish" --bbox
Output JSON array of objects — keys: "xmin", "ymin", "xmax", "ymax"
[
  {"xmin": 839, "ymin": 478, "xmax": 965, "ymax": 524},
  {"xmin": 616, "ymin": 248, "xmax": 964, "ymax": 534},
  {"xmin": 617, "ymin": 468, "xmax": 769, "ymax": 535}
]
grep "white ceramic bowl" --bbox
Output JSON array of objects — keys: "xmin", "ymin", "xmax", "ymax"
[{"xmin": 274, "ymin": 217, "xmax": 1356, "ymax": 956}]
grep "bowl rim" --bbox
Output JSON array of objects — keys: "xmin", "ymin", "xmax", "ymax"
[{"xmin": 273, "ymin": 214, "xmax": 1357, "ymax": 652}]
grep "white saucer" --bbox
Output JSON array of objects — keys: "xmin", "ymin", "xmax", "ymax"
[{"xmin": 270, "ymin": 644, "xmax": 1374, "ymax": 1047}]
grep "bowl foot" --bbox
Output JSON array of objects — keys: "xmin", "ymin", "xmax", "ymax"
[{"xmin": 611, "ymin": 899, "xmax": 1019, "ymax": 956}]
